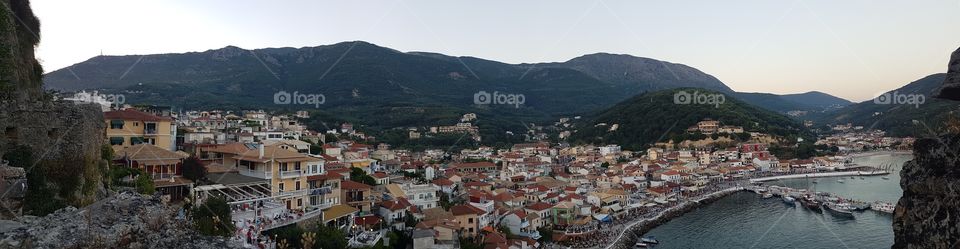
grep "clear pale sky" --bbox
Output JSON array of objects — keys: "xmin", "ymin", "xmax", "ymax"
[{"xmin": 32, "ymin": 0, "xmax": 960, "ymax": 102}]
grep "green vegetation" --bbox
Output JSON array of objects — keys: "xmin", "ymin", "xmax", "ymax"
[
  {"xmin": 572, "ymin": 88, "xmax": 812, "ymax": 151},
  {"xmin": 3, "ymin": 145, "xmax": 67, "ymax": 215},
  {"xmin": 811, "ymin": 74, "xmax": 959, "ymax": 137},
  {"xmin": 265, "ymin": 224, "xmax": 348, "ymax": 249},
  {"xmin": 350, "ymin": 167, "xmax": 377, "ymax": 186},
  {"xmin": 192, "ymin": 197, "xmax": 234, "ymax": 236},
  {"xmin": 181, "ymin": 156, "xmax": 207, "ymax": 182},
  {"xmin": 109, "ymin": 166, "xmax": 155, "ymax": 195}
]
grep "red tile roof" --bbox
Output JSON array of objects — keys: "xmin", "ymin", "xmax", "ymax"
[
  {"xmin": 341, "ymin": 180, "xmax": 372, "ymax": 190},
  {"xmin": 450, "ymin": 204, "xmax": 486, "ymax": 216},
  {"xmin": 526, "ymin": 202, "xmax": 553, "ymax": 211}
]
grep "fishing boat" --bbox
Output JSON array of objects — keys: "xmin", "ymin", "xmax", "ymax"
[
  {"xmin": 800, "ymin": 196, "xmax": 822, "ymax": 212},
  {"xmin": 823, "ymin": 203, "xmax": 855, "ymax": 218},
  {"xmin": 872, "ymin": 202, "xmax": 895, "ymax": 214},
  {"xmin": 634, "ymin": 242, "xmax": 651, "ymax": 248},
  {"xmin": 882, "ymin": 176, "xmax": 890, "ymax": 180},
  {"xmin": 641, "ymin": 236, "xmax": 660, "ymax": 244},
  {"xmin": 838, "ymin": 179, "xmax": 845, "ymax": 183}
]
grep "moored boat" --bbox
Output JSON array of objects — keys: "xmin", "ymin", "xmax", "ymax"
[
  {"xmin": 634, "ymin": 242, "xmax": 650, "ymax": 248},
  {"xmin": 871, "ymin": 202, "xmax": 895, "ymax": 214},
  {"xmin": 782, "ymin": 196, "xmax": 796, "ymax": 205},
  {"xmin": 641, "ymin": 236, "xmax": 659, "ymax": 244},
  {"xmin": 800, "ymin": 196, "xmax": 822, "ymax": 212},
  {"xmin": 823, "ymin": 203, "xmax": 855, "ymax": 218},
  {"xmin": 762, "ymin": 193, "xmax": 774, "ymax": 199}
]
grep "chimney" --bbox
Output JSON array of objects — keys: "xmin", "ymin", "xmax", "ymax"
[{"xmin": 259, "ymin": 144, "xmax": 265, "ymax": 159}]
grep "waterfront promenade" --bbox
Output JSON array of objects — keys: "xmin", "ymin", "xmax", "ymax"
[{"xmin": 749, "ymin": 170, "xmax": 889, "ymax": 183}]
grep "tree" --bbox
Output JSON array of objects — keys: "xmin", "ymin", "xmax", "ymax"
[
  {"xmin": 181, "ymin": 156, "xmax": 207, "ymax": 182},
  {"xmin": 192, "ymin": 197, "xmax": 234, "ymax": 236},
  {"xmin": 350, "ymin": 167, "xmax": 377, "ymax": 186},
  {"xmin": 135, "ymin": 173, "xmax": 155, "ymax": 195},
  {"xmin": 313, "ymin": 224, "xmax": 348, "ymax": 249},
  {"xmin": 404, "ymin": 210, "xmax": 419, "ymax": 228},
  {"xmin": 537, "ymin": 226, "xmax": 553, "ymax": 243}
]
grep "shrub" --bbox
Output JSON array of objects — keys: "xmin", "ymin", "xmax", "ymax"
[{"xmin": 192, "ymin": 197, "xmax": 234, "ymax": 236}]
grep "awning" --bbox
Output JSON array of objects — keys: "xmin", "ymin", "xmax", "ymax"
[
  {"xmin": 323, "ymin": 204, "xmax": 359, "ymax": 222},
  {"xmin": 109, "ymin": 137, "xmax": 124, "ymax": 145},
  {"xmin": 609, "ymin": 204, "xmax": 623, "ymax": 212},
  {"xmin": 592, "ymin": 214, "xmax": 611, "ymax": 222},
  {"xmin": 131, "ymin": 137, "xmax": 145, "ymax": 144}
]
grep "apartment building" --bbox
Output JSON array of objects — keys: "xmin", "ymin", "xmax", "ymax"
[{"xmin": 105, "ymin": 109, "xmax": 175, "ymax": 151}]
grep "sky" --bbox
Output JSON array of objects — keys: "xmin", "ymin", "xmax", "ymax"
[{"xmin": 31, "ymin": 0, "xmax": 960, "ymax": 102}]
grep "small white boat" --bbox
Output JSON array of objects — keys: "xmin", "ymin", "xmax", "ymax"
[
  {"xmin": 762, "ymin": 193, "xmax": 774, "ymax": 199},
  {"xmin": 634, "ymin": 242, "xmax": 650, "ymax": 248},
  {"xmin": 782, "ymin": 196, "xmax": 797, "ymax": 205},
  {"xmin": 882, "ymin": 176, "xmax": 890, "ymax": 180},
  {"xmin": 641, "ymin": 236, "xmax": 660, "ymax": 244},
  {"xmin": 838, "ymin": 179, "xmax": 845, "ymax": 183}
]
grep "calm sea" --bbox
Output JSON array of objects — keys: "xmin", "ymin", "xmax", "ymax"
[{"xmin": 640, "ymin": 154, "xmax": 911, "ymax": 249}]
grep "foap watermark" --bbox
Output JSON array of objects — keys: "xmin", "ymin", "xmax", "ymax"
[
  {"xmin": 674, "ymin": 90, "xmax": 725, "ymax": 108},
  {"xmin": 474, "ymin": 91, "xmax": 525, "ymax": 108},
  {"xmin": 873, "ymin": 91, "xmax": 925, "ymax": 108},
  {"xmin": 274, "ymin": 90, "xmax": 325, "ymax": 108},
  {"xmin": 67, "ymin": 91, "xmax": 125, "ymax": 109}
]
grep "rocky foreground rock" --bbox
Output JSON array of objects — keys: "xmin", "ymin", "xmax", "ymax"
[
  {"xmin": 0, "ymin": 191, "xmax": 243, "ymax": 249},
  {"xmin": 936, "ymin": 47, "xmax": 960, "ymax": 101},
  {"xmin": 893, "ymin": 46, "xmax": 960, "ymax": 249}
]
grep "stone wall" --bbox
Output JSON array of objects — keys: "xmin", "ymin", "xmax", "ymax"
[{"xmin": 0, "ymin": 0, "xmax": 108, "ymax": 217}]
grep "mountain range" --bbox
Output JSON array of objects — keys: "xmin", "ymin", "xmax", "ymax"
[
  {"xmin": 66, "ymin": 41, "xmax": 960, "ymax": 145},
  {"xmin": 810, "ymin": 73, "xmax": 960, "ymax": 136},
  {"xmin": 44, "ymin": 41, "xmax": 848, "ymax": 117}
]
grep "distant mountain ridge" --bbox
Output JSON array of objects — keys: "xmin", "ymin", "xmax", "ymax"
[
  {"xmin": 732, "ymin": 91, "xmax": 852, "ymax": 113},
  {"xmin": 811, "ymin": 73, "xmax": 959, "ymax": 136},
  {"xmin": 43, "ymin": 41, "xmax": 850, "ymax": 133}
]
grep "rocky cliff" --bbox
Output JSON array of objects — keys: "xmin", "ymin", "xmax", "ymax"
[
  {"xmin": 0, "ymin": 191, "xmax": 244, "ymax": 249},
  {"xmin": 892, "ymin": 47, "xmax": 960, "ymax": 248},
  {"xmin": 0, "ymin": 0, "xmax": 107, "ymax": 217},
  {"xmin": 936, "ymin": 47, "xmax": 960, "ymax": 101}
]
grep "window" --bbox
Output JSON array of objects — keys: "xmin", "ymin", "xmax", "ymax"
[
  {"xmin": 109, "ymin": 137, "xmax": 124, "ymax": 145},
  {"xmin": 280, "ymin": 163, "xmax": 288, "ymax": 171},
  {"xmin": 109, "ymin": 120, "xmax": 124, "ymax": 129},
  {"xmin": 279, "ymin": 183, "xmax": 285, "ymax": 191},
  {"xmin": 130, "ymin": 137, "xmax": 145, "ymax": 145},
  {"xmin": 296, "ymin": 181, "xmax": 301, "ymax": 190},
  {"xmin": 297, "ymin": 199, "xmax": 302, "ymax": 207},
  {"xmin": 468, "ymin": 218, "xmax": 474, "ymax": 224}
]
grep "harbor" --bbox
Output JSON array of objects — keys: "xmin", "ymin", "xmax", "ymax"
[{"xmin": 632, "ymin": 152, "xmax": 910, "ymax": 249}]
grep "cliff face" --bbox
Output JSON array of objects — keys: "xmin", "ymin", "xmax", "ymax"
[
  {"xmin": 936, "ymin": 47, "xmax": 960, "ymax": 101},
  {"xmin": 893, "ymin": 47, "xmax": 960, "ymax": 248},
  {"xmin": 0, "ymin": 0, "xmax": 107, "ymax": 217}
]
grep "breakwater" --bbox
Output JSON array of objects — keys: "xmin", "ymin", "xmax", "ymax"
[{"xmin": 605, "ymin": 187, "xmax": 745, "ymax": 249}]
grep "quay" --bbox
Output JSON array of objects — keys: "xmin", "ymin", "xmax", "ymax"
[{"xmin": 749, "ymin": 170, "xmax": 889, "ymax": 183}]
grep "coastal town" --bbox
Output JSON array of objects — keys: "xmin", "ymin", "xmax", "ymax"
[{"xmin": 78, "ymin": 100, "xmax": 914, "ymax": 249}]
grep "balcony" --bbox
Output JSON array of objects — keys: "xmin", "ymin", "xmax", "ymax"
[
  {"xmin": 279, "ymin": 170, "xmax": 303, "ymax": 179},
  {"xmin": 273, "ymin": 189, "xmax": 310, "ymax": 198},
  {"xmin": 240, "ymin": 169, "xmax": 273, "ymax": 179},
  {"xmin": 309, "ymin": 201, "xmax": 335, "ymax": 211},
  {"xmin": 144, "ymin": 128, "xmax": 158, "ymax": 135}
]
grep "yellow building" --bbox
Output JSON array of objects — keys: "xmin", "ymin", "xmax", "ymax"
[
  {"xmin": 205, "ymin": 143, "xmax": 324, "ymax": 210},
  {"xmin": 105, "ymin": 109, "xmax": 175, "ymax": 151}
]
